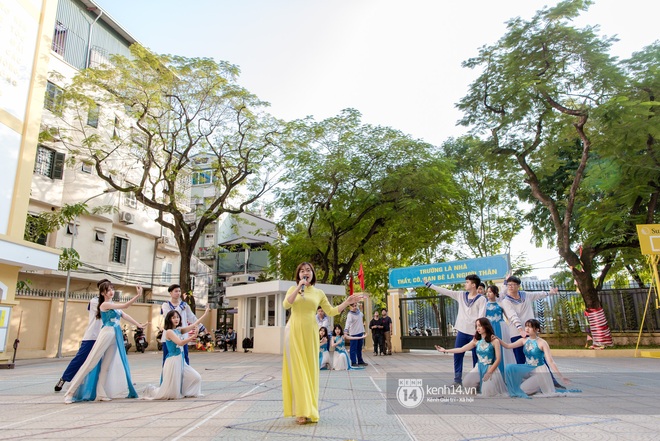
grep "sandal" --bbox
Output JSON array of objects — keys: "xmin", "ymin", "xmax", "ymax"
[{"xmin": 296, "ymin": 417, "xmax": 308, "ymax": 425}]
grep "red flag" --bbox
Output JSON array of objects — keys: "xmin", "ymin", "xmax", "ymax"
[
  {"xmin": 358, "ymin": 262, "xmax": 365, "ymax": 291},
  {"xmin": 349, "ymin": 273, "xmax": 354, "ymax": 296}
]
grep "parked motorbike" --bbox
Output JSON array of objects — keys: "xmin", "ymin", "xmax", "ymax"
[
  {"xmin": 156, "ymin": 327, "xmax": 164, "ymax": 351},
  {"xmin": 133, "ymin": 326, "xmax": 148, "ymax": 353},
  {"xmin": 122, "ymin": 325, "xmax": 132, "ymax": 352}
]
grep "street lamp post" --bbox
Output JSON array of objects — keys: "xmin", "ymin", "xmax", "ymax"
[{"xmin": 56, "ymin": 189, "xmax": 116, "ymax": 358}]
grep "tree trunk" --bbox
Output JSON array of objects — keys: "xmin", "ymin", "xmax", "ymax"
[
  {"xmin": 572, "ymin": 269, "xmax": 601, "ymax": 310},
  {"xmin": 178, "ymin": 243, "xmax": 192, "ymax": 296}
]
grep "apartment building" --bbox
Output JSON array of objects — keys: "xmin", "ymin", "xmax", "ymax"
[
  {"xmin": 20, "ymin": 0, "xmax": 211, "ymax": 305},
  {"xmin": 0, "ymin": 0, "xmax": 61, "ymax": 364}
]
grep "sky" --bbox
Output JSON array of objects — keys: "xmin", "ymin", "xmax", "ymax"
[{"xmin": 93, "ymin": 0, "xmax": 658, "ymax": 279}]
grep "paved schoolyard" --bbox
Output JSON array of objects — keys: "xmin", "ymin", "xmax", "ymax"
[{"xmin": 0, "ymin": 349, "xmax": 658, "ymax": 440}]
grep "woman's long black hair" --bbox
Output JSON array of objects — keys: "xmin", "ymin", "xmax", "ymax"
[
  {"xmin": 164, "ymin": 310, "xmax": 182, "ymax": 330},
  {"xmin": 474, "ymin": 317, "xmax": 495, "ymax": 343},
  {"xmin": 96, "ymin": 280, "xmax": 113, "ymax": 319}
]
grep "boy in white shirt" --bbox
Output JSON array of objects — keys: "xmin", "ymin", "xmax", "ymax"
[
  {"xmin": 424, "ymin": 274, "xmax": 486, "ymax": 385},
  {"xmin": 161, "ymin": 283, "xmax": 205, "ymax": 365},
  {"xmin": 499, "ymin": 275, "xmax": 558, "ymax": 364}
]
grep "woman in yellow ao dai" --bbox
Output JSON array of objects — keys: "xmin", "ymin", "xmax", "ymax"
[{"xmin": 282, "ymin": 262, "xmax": 361, "ymax": 425}]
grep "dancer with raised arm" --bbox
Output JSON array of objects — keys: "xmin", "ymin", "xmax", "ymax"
[
  {"xmin": 502, "ymin": 319, "xmax": 576, "ymax": 398},
  {"xmin": 54, "ymin": 278, "xmax": 108, "ymax": 392},
  {"xmin": 435, "ymin": 318, "xmax": 507, "ymax": 397},
  {"xmin": 143, "ymin": 305, "xmax": 210, "ymax": 400},
  {"xmin": 64, "ymin": 282, "xmax": 146, "ymax": 404}
]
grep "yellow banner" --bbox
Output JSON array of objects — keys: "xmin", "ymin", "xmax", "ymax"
[{"xmin": 636, "ymin": 224, "xmax": 660, "ymax": 255}]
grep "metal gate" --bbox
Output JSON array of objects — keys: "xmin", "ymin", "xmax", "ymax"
[
  {"xmin": 399, "ymin": 295, "xmax": 458, "ymax": 350},
  {"xmin": 398, "ymin": 286, "xmax": 660, "ymax": 350}
]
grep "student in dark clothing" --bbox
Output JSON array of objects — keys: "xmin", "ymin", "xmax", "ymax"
[
  {"xmin": 369, "ymin": 311, "xmax": 384, "ymax": 356},
  {"xmin": 381, "ymin": 308, "xmax": 393, "ymax": 355}
]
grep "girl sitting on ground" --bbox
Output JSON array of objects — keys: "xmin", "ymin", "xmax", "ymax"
[
  {"xmin": 436, "ymin": 317, "xmax": 507, "ymax": 397},
  {"xmin": 142, "ymin": 305, "xmax": 209, "ymax": 400}
]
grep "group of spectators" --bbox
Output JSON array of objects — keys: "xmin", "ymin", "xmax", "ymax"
[
  {"xmin": 368, "ymin": 309, "xmax": 393, "ymax": 356},
  {"xmin": 315, "ymin": 303, "xmax": 393, "ymax": 366}
]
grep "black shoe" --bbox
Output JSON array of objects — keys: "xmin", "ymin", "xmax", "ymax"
[
  {"xmin": 54, "ymin": 378, "xmax": 65, "ymax": 392},
  {"xmin": 358, "ymin": 362, "xmax": 368, "ymax": 366},
  {"xmin": 351, "ymin": 363, "xmax": 358, "ymax": 367}
]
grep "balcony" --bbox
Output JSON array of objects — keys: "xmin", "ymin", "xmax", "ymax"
[{"xmin": 217, "ymin": 250, "xmax": 269, "ymax": 274}]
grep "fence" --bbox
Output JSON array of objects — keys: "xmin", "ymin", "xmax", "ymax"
[
  {"xmin": 15, "ymin": 289, "xmax": 157, "ymax": 304},
  {"xmin": 400, "ymin": 284, "xmax": 659, "ymax": 337}
]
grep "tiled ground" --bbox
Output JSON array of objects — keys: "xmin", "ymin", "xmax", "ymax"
[{"xmin": 0, "ymin": 349, "xmax": 658, "ymax": 440}]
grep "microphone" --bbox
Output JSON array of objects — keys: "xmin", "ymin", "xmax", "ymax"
[{"xmin": 301, "ymin": 277, "xmax": 308, "ymax": 296}]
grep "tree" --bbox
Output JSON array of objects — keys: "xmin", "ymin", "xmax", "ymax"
[
  {"xmin": 457, "ymin": 0, "xmax": 637, "ymax": 338},
  {"xmin": 270, "ymin": 109, "xmax": 460, "ymax": 285},
  {"xmin": 42, "ymin": 45, "xmax": 280, "ymax": 293},
  {"xmin": 440, "ymin": 136, "xmax": 526, "ymax": 260}
]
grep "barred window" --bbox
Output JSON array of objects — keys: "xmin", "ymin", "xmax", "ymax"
[
  {"xmin": 25, "ymin": 214, "xmax": 47, "ymax": 245},
  {"xmin": 44, "ymin": 82, "xmax": 64, "ymax": 113},
  {"xmin": 52, "ymin": 21, "xmax": 67, "ymax": 56},
  {"xmin": 34, "ymin": 146, "xmax": 65, "ymax": 179},
  {"xmin": 111, "ymin": 237, "xmax": 129, "ymax": 264}
]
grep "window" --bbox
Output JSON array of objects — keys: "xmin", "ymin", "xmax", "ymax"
[
  {"xmin": 25, "ymin": 214, "xmax": 47, "ymax": 245},
  {"xmin": 81, "ymin": 162, "xmax": 93, "ymax": 174},
  {"xmin": 124, "ymin": 192, "xmax": 137, "ymax": 209},
  {"xmin": 112, "ymin": 116, "xmax": 121, "ymax": 139},
  {"xmin": 52, "ymin": 21, "xmax": 67, "ymax": 56},
  {"xmin": 192, "ymin": 170, "xmax": 213, "ymax": 185},
  {"xmin": 87, "ymin": 103, "xmax": 99, "ymax": 127},
  {"xmin": 161, "ymin": 262, "xmax": 172, "ymax": 284},
  {"xmin": 111, "ymin": 237, "xmax": 129, "ymax": 264},
  {"xmin": 257, "ymin": 295, "xmax": 276, "ymax": 326},
  {"xmin": 95, "ymin": 230, "xmax": 106, "ymax": 243},
  {"xmin": 34, "ymin": 146, "xmax": 65, "ymax": 179},
  {"xmin": 65, "ymin": 223, "xmax": 78, "ymax": 235},
  {"xmin": 44, "ymin": 82, "xmax": 64, "ymax": 113},
  {"xmin": 88, "ymin": 46, "xmax": 110, "ymax": 68}
]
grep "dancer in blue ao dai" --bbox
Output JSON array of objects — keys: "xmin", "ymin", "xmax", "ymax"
[
  {"xmin": 503, "ymin": 319, "xmax": 576, "ymax": 398},
  {"xmin": 64, "ymin": 282, "xmax": 146, "ymax": 404},
  {"xmin": 142, "ymin": 306, "xmax": 209, "ymax": 400},
  {"xmin": 479, "ymin": 285, "xmax": 515, "ymax": 376},
  {"xmin": 330, "ymin": 324, "xmax": 364, "ymax": 370},
  {"xmin": 319, "ymin": 327, "xmax": 331, "ymax": 370},
  {"xmin": 436, "ymin": 318, "xmax": 507, "ymax": 397}
]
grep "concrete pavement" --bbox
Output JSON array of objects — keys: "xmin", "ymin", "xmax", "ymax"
[{"xmin": 0, "ymin": 349, "xmax": 658, "ymax": 440}]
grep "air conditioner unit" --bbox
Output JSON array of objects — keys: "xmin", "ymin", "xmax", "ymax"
[
  {"xmin": 119, "ymin": 211, "xmax": 134, "ymax": 224},
  {"xmin": 227, "ymin": 274, "xmax": 257, "ymax": 286},
  {"xmin": 183, "ymin": 213, "xmax": 196, "ymax": 223},
  {"xmin": 158, "ymin": 236, "xmax": 174, "ymax": 245}
]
